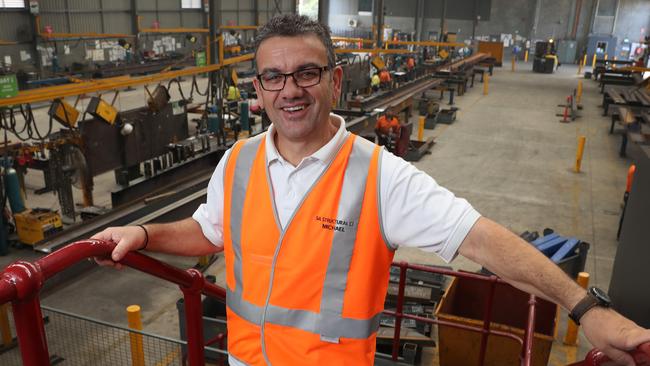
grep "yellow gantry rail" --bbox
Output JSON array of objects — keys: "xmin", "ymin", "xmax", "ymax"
[
  {"xmin": 0, "ymin": 52, "xmax": 254, "ymax": 108},
  {"xmin": 219, "ymin": 25, "xmax": 259, "ymax": 31},
  {"xmin": 383, "ymin": 40, "xmax": 465, "ymax": 48},
  {"xmin": 331, "ymin": 36, "xmax": 375, "ymax": 45},
  {"xmin": 335, "ymin": 48, "xmax": 417, "ymax": 54}
]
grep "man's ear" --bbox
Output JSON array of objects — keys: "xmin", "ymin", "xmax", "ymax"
[
  {"xmin": 252, "ymin": 78, "xmax": 264, "ymax": 109},
  {"xmin": 331, "ymin": 65, "xmax": 343, "ymax": 104}
]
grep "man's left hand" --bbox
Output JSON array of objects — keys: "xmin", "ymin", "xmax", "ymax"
[{"xmin": 581, "ymin": 307, "xmax": 650, "ymax": 366}]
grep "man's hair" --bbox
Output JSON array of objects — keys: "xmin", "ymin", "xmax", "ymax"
[{"xmin": 253, "ymin": 14, "xmax": 335, "ymax": 70}]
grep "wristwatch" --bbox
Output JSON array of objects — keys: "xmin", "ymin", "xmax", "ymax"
[{"xmin": 569, "ymin": 287, "xmax": 612, "ymax": 325}]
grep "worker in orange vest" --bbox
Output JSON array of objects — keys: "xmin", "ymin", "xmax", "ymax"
[
  {"xmin": 94, "ymin": 13, "xmax": 650, "ymax": 366},
  {"xmin": 375, "ymin": 110, "xmax": 400, "ymax": 136},
  {"xmin": 406, "ymin": 56, "xmax": 416, "ymax": 80},
  {"xmin": 379, "ymin": 68, "xmax": 391, "ymax": 89}
]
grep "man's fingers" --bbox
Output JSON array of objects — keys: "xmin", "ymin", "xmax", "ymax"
[
  {"xmin": 604, "ymin": 347, "xmax": 636, "ymax": 366},
  {"xmin": 94, "ymin": 257, "xmax": 118, "ymax": 268}
]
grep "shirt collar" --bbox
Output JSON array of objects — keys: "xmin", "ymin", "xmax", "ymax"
[{"xmin": 265, "ymin": 113, "xmax": 349, "ymax": 167}]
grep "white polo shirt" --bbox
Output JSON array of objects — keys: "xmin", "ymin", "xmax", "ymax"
[{"xmin": 193, "ymin": 113, "xmax": 481, "ymax": 262}]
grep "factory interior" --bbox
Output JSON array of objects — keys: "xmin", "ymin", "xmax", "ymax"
[{"xmin": 0, "ymin": 0, "xmax": 650, "ymax": 365}]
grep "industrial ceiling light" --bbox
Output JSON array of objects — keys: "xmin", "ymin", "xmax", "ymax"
[{"xmin": 186, "ymin": 34, "xmax": 197, "ymax": 43}]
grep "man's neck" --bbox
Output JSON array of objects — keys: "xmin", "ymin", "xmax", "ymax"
[{"xmin": 274, "ymin": 117, "xmax": 339, "ymax": 166}]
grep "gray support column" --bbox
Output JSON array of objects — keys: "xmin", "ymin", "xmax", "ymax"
[
  {"xmin": 415, "ymin": 0, "xmax": 423, "ymax": 42},
  {"xmin": 210, "ymin": 0, "xmax": 219, "ymax": 65},
  {"xmin": 318, "ymin": 0, "xmax": 329, "ymax": 25},
  {"xmin": 375, "ymin": 0, "xmax": 384, "ymax": 48},
  {"xmin": 439, "ymin": 0, "xmax": 447, "ymax": 41},
  {"xmin": 130, "ymin": 0, "xmax": 140, "ymax": 62},
  {"xmin": 530, "ymin": 0, "xmax": 542, "ymax": 41},
  {"xmin": 472, "ymin": 0, "xmax": 478, "ymax": 40}
]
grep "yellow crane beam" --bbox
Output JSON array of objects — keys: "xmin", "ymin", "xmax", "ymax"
[
  {"xmin": 219, "ymin": 25, "xmax": 259, "ymax": 31},
  {"xmin": 335, "ymin": 48, "xmax": 417, "ymax": 54},
  {"xmin": 0, "ymin": 52, "xmax": 255, "ymax": 107},
  {"xmin": 331, "ymin": 37, "xmax": 375, "ymax": 45},
  {"xmin": 383, "ymin": 40, "xmax": 465, "ymax": 48}
]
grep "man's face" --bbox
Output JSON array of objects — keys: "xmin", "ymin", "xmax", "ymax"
[{"xmin": 253, "ymin": 35, "xmax": 342, "ymax": 142}]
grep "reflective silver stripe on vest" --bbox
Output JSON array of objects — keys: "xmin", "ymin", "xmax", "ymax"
[
  {"xmin": 227, "ymin": 135, "xmax": 382, "ymax": 340},
  {"xmin": 319, "ymin": 137, "xmax": 374, "ymax": 342},
  {"xmin": 227, "ymin": 287, "xmax": 383, "ymax": 339},
  {"xmin": 230, "ymin": 136, "xmax": 264, "ymax": 296}
]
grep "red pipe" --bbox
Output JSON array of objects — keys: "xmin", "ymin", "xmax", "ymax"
[
  {"xmin": 2, "ymin": 261, "xmax": 50, "ymax": 366},
  {"xmin": 477, "ymin": 277, "xmax": 498, "ymax": 366},
  {"xmin": 0, "ymin": 240, "xmax": 227, "ymax": 366},
  {"xmin": 391, "ymin": 262, "xmax": 408, "ymax": 361},
  {"xmin": 521, "ymin": 295, "xmax": 537, "ymax": 366},
  {"xmin": 382, "ymin": 310, "xmax": 525, "ymax": 344},
  {"xmin": 180, "ymin": 268, "xmax": 206, "ymax": 366}
]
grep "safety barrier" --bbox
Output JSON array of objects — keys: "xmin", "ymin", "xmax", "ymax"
[
  {"xmin": 0, "ymin": 305, "xmax": 200, "ymax": 365},
  {"xmin": 383, "ymin": 262, "xmax": 539, "ymax": 365},
  {"xmin": 0, "ymin": 239, "xmax": 225, "ymax": 366},
  {"xmin": 0, "ymin": 240, "xmax": 648, "ymax": 365}
]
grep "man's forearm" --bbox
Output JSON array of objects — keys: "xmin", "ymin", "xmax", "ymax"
[
  {"xmin": 144, "ymin": 218, "xmax": 221, "ymax": 256},
  {"xmin": 459, "ymin": 217, "xmax": 586, "ymax": 311}
]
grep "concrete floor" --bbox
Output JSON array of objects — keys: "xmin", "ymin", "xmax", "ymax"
[{"xmin": 0, "ymin": 61, "xmax": 632, "ymax": 365}]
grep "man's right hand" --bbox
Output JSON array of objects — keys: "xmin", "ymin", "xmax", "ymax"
[{"xmin": 91, "ymin": 226, "xmax": 147, "ymax": 269}]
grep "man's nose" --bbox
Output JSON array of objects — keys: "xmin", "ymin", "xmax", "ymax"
[{"xmin": 280, "ymin": 75, "xmax": 305, "ymax": 98}]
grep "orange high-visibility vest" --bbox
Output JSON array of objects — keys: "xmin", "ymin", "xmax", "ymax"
[{"xmin": 223, "ymin": 133, "xmax": 395, "ymax": 365}]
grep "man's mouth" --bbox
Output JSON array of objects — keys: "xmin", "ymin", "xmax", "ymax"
[{"xmin": 281, "ymin": 105, "xmax": 306, "ymax": 112}]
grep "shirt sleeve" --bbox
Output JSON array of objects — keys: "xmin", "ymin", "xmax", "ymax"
[
  {"xmin": 191, "ymin": 149, "xmax": 231, "ymax": 248},
  {"xmin": 380, "ymin": 149, "xmax": 481, "ymax": 263}
]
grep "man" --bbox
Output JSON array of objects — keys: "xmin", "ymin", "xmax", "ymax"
[
  {"xmin": 375, "ymin": 110, "xmax": 400, "ymax": 136},
  {"xmin": 371, "ymin": 72, "xmax": 380, "ymax": 92},
  {"xmin": 379, "ymin": 67, "xmax": 391, "ymax": 89},
  {"xmin": 94, "ymin": 14, "xmax": 650, "ymax": 366}
]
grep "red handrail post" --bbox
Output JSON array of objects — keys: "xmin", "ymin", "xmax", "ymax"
[
  {"xmin": 477, "ymin": 276, "xmax": 498, "ymax": 366},
  {"xmin": 520, "ymin": 295, "xmax": 537, "ymax": 366},
  {"xmin": 4, "ymin": 261, "xmax": 50, "ymax": 366},
  {"xmin": 181, "ymin": 268, "xmax": 207, "ymax": 366},
  {"xmin": 391, "ymin": 262, "xmax": 408, "ymax": 361}
]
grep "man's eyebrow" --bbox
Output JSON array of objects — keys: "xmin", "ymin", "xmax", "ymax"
[
  {"xmin": 259, "ymin": 67, "xmax": 281, "ymax": 74},
  {"xmin": 259, "ymin": 63, "xmax": 322, "ymax": 74}
]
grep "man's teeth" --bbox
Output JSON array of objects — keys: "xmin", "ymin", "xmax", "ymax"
[{"xmin": 283, "ymin": 105, "xmax": 305, "ymax": 112}]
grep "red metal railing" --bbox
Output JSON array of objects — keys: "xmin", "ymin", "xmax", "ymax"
[
  {"xmin": 568, "ymin": 342, "xmax": 650, "ymax": 366},
  {"xmin": 384, "ymin": 262, "xmax": 650, "ymax": 366},
  {"xmin": 0, "ymin": 239, "xmax": 226, "ymax": 366},
  {"xmin": 0, "ymin": 241, "xmax": 648, "ymax": 366},
  {"xmin": 383, "ymin": 262, "xmax": 538, "ymax": 366}
]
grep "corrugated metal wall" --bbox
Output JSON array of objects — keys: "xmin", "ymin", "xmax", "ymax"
[{"xmin": 0, "ymin": 0, "xmax": 296, "ymax": 72}]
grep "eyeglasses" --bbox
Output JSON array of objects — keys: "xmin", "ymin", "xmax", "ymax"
[{"xmin": 256, "ymin": 66, "xmax": 330, "ymax": 91}]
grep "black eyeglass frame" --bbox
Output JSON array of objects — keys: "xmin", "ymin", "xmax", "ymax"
[{"xmin": 256, "ymin": 65, "xmax": 331, "ymax": 91}]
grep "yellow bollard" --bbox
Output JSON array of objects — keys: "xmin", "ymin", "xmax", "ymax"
[
  {"xmin": 591, "ymin": 53, "xmax": 597, "ymax": 68},
  {"xmin": 198, "ymin": 255, "xmax": 210, "ymax": 267},
  {"xmin": 511, "ymin": 55, "xmax": 516, "ymax": 72},
  {"xmin": 604, "ymin": 53, "xmax": 608, "ymax": 61},
  {"xmin": 483, "ymin": 73, "xmax": 489, "ymax": 95},
  {"xmin": 577, "ymin": 61, "xmax": 583, "ymax": 75},
  {"xmin": 418, "ymin": 116, "xmax": 425, "ymax": 141},
  {"xmin": 127, "ymin": 305, "xmax": 146, "ymax": 366},
  {"xmin": 582, "ymin": 54, "xmax": 587, "ymax": 67},
  {"xmin": 577, "ymin": 80, "xmax": 583, "ymax": 105},
  {"xmin": 575, "ymin": 136, "xmax": 586, "ymax": 173},
  {"xmin": 524, "ymin": 50, "xmax": 529, "ymax": 62},
  {"xmin": 564, "ymin": 272, "xmax": 590, "ymax": 345},
  {"xmin": 0, "ymin": 303, "xmax": 12, "ymax": 347}
]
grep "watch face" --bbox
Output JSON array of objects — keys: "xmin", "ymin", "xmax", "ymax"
[{"xmin": 590, "ymin": 287, "xmax": 612, "ymax": 305}]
